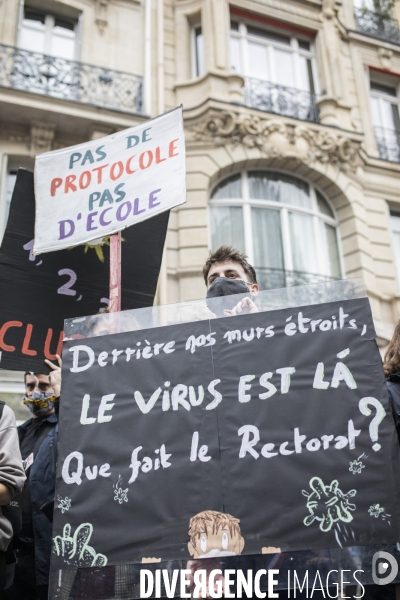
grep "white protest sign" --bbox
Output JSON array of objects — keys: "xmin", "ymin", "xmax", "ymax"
[{"xmin": 33, "ymin": 106, "xmax": 186, "ymax": 254}]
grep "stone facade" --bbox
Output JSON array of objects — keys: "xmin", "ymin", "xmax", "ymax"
[{"xmin": 0, "ymin": 0, "xmax": 400, "ymax": 368}]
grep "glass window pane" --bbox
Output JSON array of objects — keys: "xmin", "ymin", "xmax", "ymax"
[
  {"xmin": 320, "ymin": 222, "xmax": 342, "ymax": 278},
  {"xmin": 210, "ymin": 206, "xmax": 245, "ymax": 252},
  {"xmin": 252, "ymin": 208, "xmax": 285, "ymax": 289},
  {"xmin": 392, "ymin": 231, "xmax": 400, "ymax": 282},
  {"xmin": 274, "ymin": 48, "xmax": 294, "ymax": 88},
  {"xmin": 249, "ymin": 171, "xmax": 280, "ymax": 201},
  {"xmin": 211, "ymin": 174, "xmax": 242, "ymax": 199},
  {"xmin": 370, "ymin": 82, "xmax": 396, "ymax": 96},
  {"xmin": 248, "ymin": 42, "xmax": 269, "ymax": 80},
  {"xmin": 298, "ymin": 40, "xmax": 310, "ymax": 50},
  {"xmin": 24, "ymin": 9, "xmax": 45, "ymax": 23},
  {"xmin": 370, "ymin": 96, "xmax": 382, "ymax": 127},
  {"xmin": 247, "ymin": 26, "xmax": 290, "ymax": 45},
  {"xmin": 19, "ymin": 18, "xmax": 46, "ymax": 53},
  {"xmin": 297, "ymin": 55, "xmax": 310, "ymax": 92},
  {"xmin": 316, "ymin": 191, "xmax": 334, "ymax": 217},
  {"xmin": 251, "ymin": 208, "xmax": 284, "ymax": 269},
  {"xmin": 230, "ymin": 36, "xmax": 242, "ymax": 74},
  {"xmin": 391, "ymin": 213, "xmax": 400, "ymax": 231},
  {"xmin": 248, "ymin": 172, "xmax": 311, "ymax": 208},
  {"xmin": 380, "ymin": 98, "xmax": 396, "ymax": 130},
  {"xmin": 50, "ymin": 26, "xmax": 76, "ymax": 60},
  {"xmin": 195, "ymin": 27, "xmax": 205, "ymax": 77},
  {"xmin": 230, "ymin": 21, "xmax": 239, "ymax": 31},
  {"xmin": 2, "ymin": 172, "xmax": 17, "ymax": 237},
  {"xmin": 289, "ymin": 212, "xmax": 318, "ymax": 273}
]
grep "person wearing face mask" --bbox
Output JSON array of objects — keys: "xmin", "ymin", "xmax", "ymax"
[
  {"xmin": 5, "ymin": 359, "xmax": 61, "ymax": 600},
  {"xmin": 203, "ymin": 245, "xmax": 259, "ymax": 317}
]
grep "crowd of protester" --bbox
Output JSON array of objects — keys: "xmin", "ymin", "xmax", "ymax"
[{"xmin": 1, "ymin": 245, "xmax": 400, "ymax": 599}]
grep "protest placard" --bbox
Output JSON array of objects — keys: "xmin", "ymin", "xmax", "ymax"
[
  {"xmin": 34, "ymin": 106, "xmax": 185, "ymax": 254},
  {"xmin": 51, "ymin": 295, "xmax": 400, "ymax": 572},
  {"xmin": 0, "ymin": 169, "xmax": 169, "ymax": 372}
]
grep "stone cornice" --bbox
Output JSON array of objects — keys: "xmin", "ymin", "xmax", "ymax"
[
  {"xmin": 230, "ymin": 0, "xmax": 322, "ymax": 26},
  {"xmin": 186, "ymin": 103, "xmax": 364, "ymax": 173}
]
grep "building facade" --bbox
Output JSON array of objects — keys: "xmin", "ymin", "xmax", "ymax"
[{"xmin": 0, "ymin": 0, "xmax": 400, "ymax": 393}]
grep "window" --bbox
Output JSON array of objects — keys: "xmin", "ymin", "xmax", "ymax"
[
  {"xmin": 390, "ymin": 210, "xmax": 400, "ymax": 282},
  {"xmin": 0, "ymin": 157, "xmax": 35, "ymax": 241},
  {"xmin": 2, "ymin": 171, "xmax": 17, "ymax": 238},
  {"xmin": 209, "ymin": 171, "xmax": 341, "ymax": 290},
  {"xmin": 18, "ymin": 7, "xmax": 77, "ymax": 60},
  {"xmin": 370, "ymin": 80, "xmax": 400, "ymax": 161},
  {"xmin": 192, "ymin": 26, "xmax": 205, "ymax": 77},
  {"xmin": 230, "ymin": 20, "xmax": 316, "ymax": 93},
  {"xmin": 230, "ymin": 19, "xmax": 317, "ymax": 120}
]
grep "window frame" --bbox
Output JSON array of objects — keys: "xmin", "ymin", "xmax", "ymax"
[
  {"xmin": 390, "ymin": 209, "xmax": 400, "ymax": 284},
  {"xmin": 191, "ymin": 23, "xmax": 205, "ymax": 78},
  {"xmin": 17, "ymin": 6, "xmax": 79, "ymax": 61},
  {"xmin": 229, "ymin": 19, "xmax": 319, "ymax": 94},
  {"xmin": 208, "ymin": 170, "xmax": 344, "ymax": 280},
  {"xmin": 369, "ymin": 80, "xmax": 400, "ymax": 131},
  {"xmin": 0, "ymin": 155, "xmax": 35, "ymax": 241}
]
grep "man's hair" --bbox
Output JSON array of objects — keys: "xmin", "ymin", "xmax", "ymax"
[
  {"xmin": 24, "ymin": 371, "xmax": 47, "ymax": 382},
  {"xmin": 202, "ymin": 246, "xmax": 257, "ymax": 285},
  {"xmin": 188, "ymin": 510, "xmax": 241, "ymax": 545},
  {"xmin": 384, "ymin": 319, "xmax": 400, "ymax": 377}
]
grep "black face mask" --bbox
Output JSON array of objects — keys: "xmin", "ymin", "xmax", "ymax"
[{"xmin": 206, "ymin": 277, "xmax": 250, "ymax": 316}]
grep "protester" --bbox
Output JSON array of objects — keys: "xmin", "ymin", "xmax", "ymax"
[
  {"xmin": 203, "ymin": 245, "xmax": 259, "ymax": 317},
  {"xmin": 0, "ymin": 403, "xmax": 25, "ymax": 593},
  {"xmin": 384, "ymin": 320, "xmax": 400, "ymax": 444},
  {"xmin": 5, "ymin": 359, "xmax": 61, "ymax": 600}
]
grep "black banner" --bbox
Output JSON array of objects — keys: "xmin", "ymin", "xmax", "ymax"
[
  {"xmin": 52, "ymin": 297, "xmax": 400, "ymax": 571},
  {"xmin": 0, "ymin": 169, "xmax": 169, "ymax": 372}
]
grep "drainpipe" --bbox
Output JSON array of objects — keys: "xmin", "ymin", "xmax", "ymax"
[
  {"xmin": 144, "ymin": 0, "xmax": 152, "ymax": 115},
  {"xmin": 157, "ymin": 0, "xmax": 168, "ymax": 306}
]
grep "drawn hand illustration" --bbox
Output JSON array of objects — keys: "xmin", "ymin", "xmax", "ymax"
[
  {"xmin": 53, "ymin": 523, "xmax": 108, "ymax": 567},
  {"xmin": 188, "ymin": 510, "xmax": 245, "ymax": 559},
  {"xmin": 141, "ymin": 557, "xmax": 162, "ymax": 563},
  {"xmin": 302, "ymin": 477, "xmax": 356, "ymax": 532}
]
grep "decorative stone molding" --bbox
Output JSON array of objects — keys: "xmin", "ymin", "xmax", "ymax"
[
  {"xmin": 0, "ymin": 123, "xmax": 30, "ymax": 144},
  {"xmin": 249, "ymin": 0, "xmax": 321, "ymax": 24},
  {"xmin": 95, "ymin": 0, "xmax": 109, "ymax": 35},
  {"xmin": 378, "ymin": 47, "xmax": 393, "ymax": 69},
  {"xmin": 190, "ymin": 110, "xmax": 362, "ymax": 172},
  {"xmin": 30, "ymin": 121, "xmax": 56, "ymax": 156}
]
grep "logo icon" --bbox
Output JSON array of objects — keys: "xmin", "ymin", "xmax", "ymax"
[{"xmin": 372, "ymin": 551, "xmax": 398, "ymax": 585}]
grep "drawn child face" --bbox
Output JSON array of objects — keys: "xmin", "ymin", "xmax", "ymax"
[{"xmin": 188, "ymin": 526, "xmax": 244, "ymax": 559}]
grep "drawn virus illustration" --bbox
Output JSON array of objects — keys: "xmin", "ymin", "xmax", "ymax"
[
  {"xmin": 114, "ymin": 487, "xmax": 129, "ymax": 504},
  {"xmin": 113, "ymin": 475, "xmax": 129, "ymax": 504},
  {"xmin": 302, "ymin": 477, "xmax": 357, "ymax": 532},
  {"xmin": 368, "ymin": 504, "xmax": 385, "ymax": 518},
  {"xmin": 349, "ymin": 460, "xmax": 365, "ymax": 475},
  {"xmin": 57, "ymin": 496, "xmax": 72, "ymax": 514}
]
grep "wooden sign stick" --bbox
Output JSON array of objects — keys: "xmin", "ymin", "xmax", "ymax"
[{"xmin": 109, "ymin": 231, "xmax": 122, "ymax": 313}]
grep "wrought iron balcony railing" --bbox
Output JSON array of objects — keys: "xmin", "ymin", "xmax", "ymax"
[
  {"xmin": 244, "ymin": 77, "xmax": 319, "ymax": 123},
  {"xmin": 354, "ymin": 8, "xmax": 400, "ymax": 43},
  {"xmin": 374, "ymin": 126, "xmax": 400, "ymax": 162},
  {"xmin": 255, "ymin": 267, "xmax": 338, "ymax": 291},
  {"xmin": 0, "ymin": 44, "xmax": 143, "ymax": 114}
]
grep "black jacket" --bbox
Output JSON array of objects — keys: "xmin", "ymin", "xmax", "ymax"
[
  {"xmin": 17, "ymin": 413, "xmax": 58, "ymax": 587},
  {"xmin": 387, "ymin": 371, "xmax": 400, "ymax": 443}
]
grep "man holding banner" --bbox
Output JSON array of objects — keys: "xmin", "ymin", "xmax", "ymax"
[{"xmin": 6, "ymin": 362, "xmax": 61, "ymax": 600}]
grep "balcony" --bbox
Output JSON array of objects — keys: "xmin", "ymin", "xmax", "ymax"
[
  {"xmin": 255, "ymin": 267, "xmax": 337, "ymax": 291},
  {"xmin": 354, "ymin": 8, "xmax": 400, "ymax": 43},
  {"xmin": 244, "ymin": 77, "xmax": 319, "ymax": 123},
  {"xmin": 0, "ymin": 44, "xmax": 143, "ymax": 114},
  {"xmin": 374, "ymin": 126, "xmax": 400, "ymax": 162}
]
